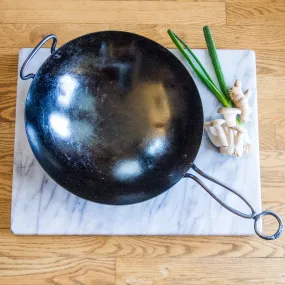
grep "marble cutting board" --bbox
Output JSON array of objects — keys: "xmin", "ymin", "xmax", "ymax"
[{"xmin": 11, "ymin": 48, "xmax": 261, "ymax": 235}]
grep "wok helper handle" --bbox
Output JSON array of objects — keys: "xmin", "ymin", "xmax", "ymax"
[
  {"xmin": 20, "ymin": 34, "xmax": 58, "ymax": 80},
  {"xmin": 185, "ymin": 163, "xmax": 283, "ymax": 240}
]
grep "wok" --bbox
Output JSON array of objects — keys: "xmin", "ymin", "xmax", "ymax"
[{"xmin": 20, "ymin": 31, "xmax": 283, "ymax": 240}]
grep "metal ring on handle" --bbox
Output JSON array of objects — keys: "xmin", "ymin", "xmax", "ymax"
[
  {"xmin": 253, "ymin": 211, "xmax": 284, "ymax": 240},
  {"xmin": 20, "ymin": 34, "xmax": 58, "ymax": 80},
  {"xmin": 185, "ymin": 163, "xmax": 284, "ymax": 240}
]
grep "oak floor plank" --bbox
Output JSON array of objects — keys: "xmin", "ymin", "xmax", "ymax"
[
  {"xmin": 0, "ymin": 230, "xmax": 284, "ymax": 258},
  {"xmin": 259, "ymin": 124, "xmax": 277, "ymax": 151},
  {"xmin": 255, "ymin": 50, "xmax": 285, "ymax": 76},
  {"xmin": 2, "ymin": 24, "xmax": 285, "ymax": 50},
  {"xmin": 0, "ymin": 199, "xmax": 10, "ymax": 229},
  {"xmin": 226, "ymin": 0, "xmax": 284, "ymax": 2},
  {"xmin": 276, "ymin": 126, "xmax": 285, "ymax": 150},
  {"xmin": 0, "ymin": 146, "xmax": 13, "ymax": 202},
  {"xmin": 0, "ymin": 0, "xmax": 225, "ymax": 10},
  {"xmin": 0, "ymin": 92, "xmax": 16, "ymax": 122},
  {"xmin": 172, "ymin": 0, "xmax": 225, "ymax": 1},
  {"xmin": 258, "ymin": 98, "xmax": 285, "ymax": 126},
  {"xmin": 0, "ymin": 3, "xmax": 226, "ymax": 25},
  {"xmin": 116, "ymin": 257, "xmax": 285, "ymax": 285},
  {"xmin": 260, "ymin": 150, "xmax": 285, "ymax": 191},
  {"xmin": 0, "ymin": 175, "xmax": 12, "ymax": 201},
  {"xmin": 0, "ymin": 256, "xmax": 115, "ymax": 285},
  {"xmin": 257, "ymin": 75, "xmax": 285, "ymax": 99},
  {"xmin": 227, "ymin": 1, "xmax": 285, "ymax": 26},
  {"xmin": 0, "ymin": 122, "xmax": 15, "ymax": 153}
]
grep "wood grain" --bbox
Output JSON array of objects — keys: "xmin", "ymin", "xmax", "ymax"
[
  {"xmin": 0, "ymin": 154, "xmax": 13, "ymax": 200},
  {"xmin": 0, "ymin": 230, "xmax": 284, "ymax": 258},
  {"xmin": 0, "ymin": 122, "xmax": 15, "ymax": 154},
  {"xmin": 259, "ymin": 125, "xmax": 277, "ymax": 150},
  {"xmin": 2, "ymin": 24, "xmax": 285, "ymax": 50},
  {"xmin": 0, "ymin": 0, "xmax": 285, "ymax": 284},
  {"xmin": 255, "ymin": 50, "xmax": 285, "ymax": 76},
  {"xmin": 0, "ymin": 256, "xmax": 115, "ymax": 285},
  {"xmin": 0, "ymin": 2, "xmax": 226, "ymax": 25},
  {"xmin": 0, "ymin": 0, "xmax": 226, "ymax": 7},
  {"xmin": 0, "ymin": 49, "xmax": 18, "ymax": 87},
  {"xmin": 0, "ymin": 200, "xmax": 10, "ymax": 229},
  {"xmin": 257, "ymin": 75, "xmax": 285, "ymax": 99},
  {"xmin": 0, "ymin": 0, "xmax": 225, "ymax": 10},
  {"xmin": 276, "ymin": 126, "xmax": 285, "ymax": 150},
  {"xmin": 0, "ymin": 88, "xmax": 17, "ymax": 122},
  {"xmin": 227, "ymin": 1, "xmax": 285, "ymax": 26},
  {"xmin": 116, "ymin": 257, "xmax": 285, "ymax": 285},
  {"xmin": 226, "ymin": 0, "xmax": 284, "ymax": 2},
  {"xmin": 260, "ymin": 150, "xmax": 285, "ymax": 191},
  {"xmin": 258, "ymin": 98, "xmax": 285, "ymax": 126}
]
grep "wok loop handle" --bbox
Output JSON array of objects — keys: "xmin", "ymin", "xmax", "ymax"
[
  {"xmin": 20, "ymin": 34, "xmax": 58, "ymax": 80},
  {"xmin": 185, "ymin": 163, "xmax": 283, "ymax": 240}
]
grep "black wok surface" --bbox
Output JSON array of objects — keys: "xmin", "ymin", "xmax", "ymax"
[{"xmin": 25, "ymin": 31, "xmax": 203, "ymax": 205}]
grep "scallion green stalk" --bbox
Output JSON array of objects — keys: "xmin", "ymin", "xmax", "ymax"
[
  {"xmin": 167, "ymin": 29, "xmax": 232, "ymax": 108},
  {"xmin": 173, "ymin": 32, "xmax": 215, "ymax": 86},
  {"xmin": 203, "ymin": 26, "xmax": 230, "ymax": 101}
]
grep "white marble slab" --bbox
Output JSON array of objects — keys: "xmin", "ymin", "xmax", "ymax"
[{"xmin": 11, "ymin": 48, "xmax": 261, "ymax": 235}]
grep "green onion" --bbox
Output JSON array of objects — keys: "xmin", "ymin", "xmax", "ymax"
[
  {"xmin": 167, "ymin": 29, "xmax": 232, "ymax": 108},
  {"xmin": 203, "ymin": 26, "xmax": 230, "ymax": 101},
  {"xmin": 173, "ymin": 32, "xmax": 215, "ymax": 86}
]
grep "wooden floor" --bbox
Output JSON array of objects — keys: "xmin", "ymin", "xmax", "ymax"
[{"xmin": 1, "ymin": 0, "xmax": 285, "ymax": 284}]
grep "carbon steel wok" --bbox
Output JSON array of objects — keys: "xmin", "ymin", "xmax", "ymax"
[{"xmin": 20, "ymin": 31, "xmax": 283, "ymax": 240}]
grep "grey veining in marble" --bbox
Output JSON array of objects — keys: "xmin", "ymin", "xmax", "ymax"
[{"xmin": 11, "ymin": 48, "xmax": 261, "ymax": 235}]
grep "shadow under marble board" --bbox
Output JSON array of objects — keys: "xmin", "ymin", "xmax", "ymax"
[{"xmin": 11, "ymin": 48, "xmax": 261, "ymax": 235}]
